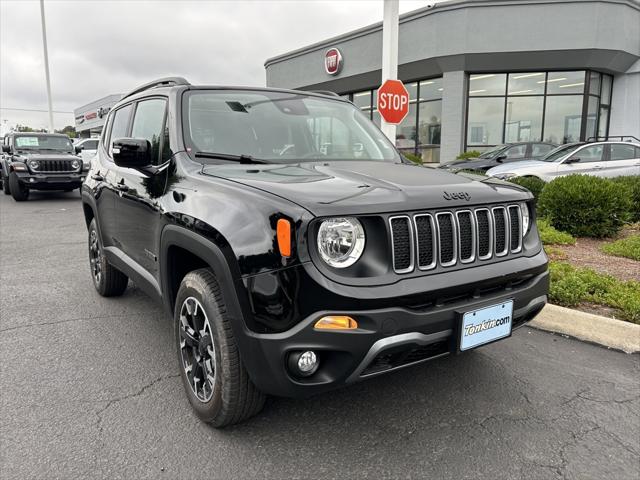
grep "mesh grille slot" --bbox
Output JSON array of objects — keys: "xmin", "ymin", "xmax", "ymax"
[
  {"xmin": 476, "ymin": 209, "xmax": 491, "ymax": 259},
  {"xmin": 509, "ymin": 206, "xmax": 521, "ymax": 252},
  {"xmin": 415, "ymin": 215, "xmax": 435, "ymax": 269},
  {"xmin": 390, "ymin": 216, "xmax": 412, "ymax": 272},
  {"xmin": 437, "ymin": 213, "xmax": 455, "ymax": 265},
  {"xmin": 493, "ymin": 208, "xmax": 507, "ymax": 256},
  {"xmin": 457, "ymin": 211, "xmax": 474, "ymax": 262}
]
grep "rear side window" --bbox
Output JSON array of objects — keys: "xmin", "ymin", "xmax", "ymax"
[
  {"xmin": 532, "ymin": 143, "xmax": 554, "ymax": 157},
  {"xmin": 108, "ymin": 104, "xmax": 133, "ymax": 157},
  {"xmin": 85, "ymin": 140, "xmax": 98, "ymax": 150},
  {"xmin": 609, "ymin": 144, "xmax": 637, "ymax": 161},
  {"xmin": 504, "ymin": 144, "xmax": 526, "ymax": 160},
  {"xmin": 131, "ymin": 98, "xmax": 167, "ymax": 165}
]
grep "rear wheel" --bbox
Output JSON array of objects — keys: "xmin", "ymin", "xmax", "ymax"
[
  {"xmin": 175, "ymin": 269, "xmax": 265, "ymax": 427},
  {"xmin": 88, "ymin": 218, "xmax": 128, "ymax": 296},
  {"xmin": 9, "ymin": 173, "xmax": 28, "ymax": 201}
]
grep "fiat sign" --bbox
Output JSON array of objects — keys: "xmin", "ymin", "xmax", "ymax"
[
  {"xmin": 324, "ymin": 48, "xmax": 343, "ymax": 75},
  {"xmin": 377, "ymin": 79, "xmax": 410, "ymax": 124}
]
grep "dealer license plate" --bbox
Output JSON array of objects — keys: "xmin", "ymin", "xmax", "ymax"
[{"xmin": 460, "ymin": 300, "xmax": 513, "ymax": 351}]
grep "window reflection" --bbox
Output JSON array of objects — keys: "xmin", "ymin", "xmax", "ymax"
[
  {"xmin": 419, "ymin": 78, "xmax": 443, "ymax": 101},
  {"xmin": 504, "ymin": 96, "xmax": 543, "ymax": 142},
  {"xmin": 469, "ymin": 74, "xmax": 507, "ymax": 96},
  {"xmin": 508, "ymin": 72, "xmax": 545, "ymax": 95},
  {"xmin": 467, "ymin": 97, "xmax": 506, "ymax": 145},
  {"xmin": 545, "ymin": 71, "xmax": 585, "ymax": 94},
  {"xmin": 396, "ymin": 103, "xmax": 417, "ymax": 151},
  {"xmin": 543, "ymin": 96, "xmax": 583, "ymax": 143}
]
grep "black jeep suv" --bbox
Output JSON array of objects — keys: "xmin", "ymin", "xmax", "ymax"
[
  {"xmin": 82, "ymin": 77, "xmax": 548, "ymax": 427},
  {"xmin": 1, "ymin": 132, "xmax": 86, "ymax": 201}
]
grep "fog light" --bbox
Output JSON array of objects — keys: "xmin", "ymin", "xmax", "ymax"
[
  {"xmin": 315, "ymin": 315, "xmax": 357, "ymax": 330},
  {"xmin": 288, "ymin": 350, "xmax": 319, "ymax": 377},
  {"xmin": 29, "ymin": 178, "xmax": 35, "ymax": 183}
]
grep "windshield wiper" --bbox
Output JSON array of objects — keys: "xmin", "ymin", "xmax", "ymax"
[{"xmin": 194, "ymin": 151, "xmax": 268, "ymax": 164}]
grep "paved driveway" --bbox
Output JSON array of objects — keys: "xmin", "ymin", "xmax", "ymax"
[{"xmin": 1, "ymin": 191, "xmax": 638, "ymax": 479}]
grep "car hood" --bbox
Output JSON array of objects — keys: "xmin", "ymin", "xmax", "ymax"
[
  {"xmin": 487, "ymin": 160, "xmax": 550, "ymax": 175},
  {"xmin": 441, "ymin": 158, "xmax": 494, "ymax": 170},
  {"xmin": 201, "ymin": 161, "xmax": 529, "ymax": 216},
  {"xmin": 13, "ymin": 152, "xmax": 78, "ymax": 161}
]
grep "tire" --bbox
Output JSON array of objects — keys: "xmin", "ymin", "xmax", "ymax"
[
  {"xmin": 88, "ymin": 218, "xmax": 128, "ymax": 296},
  {"xmin": 2, "ymin": 175, "xmax": 9, "ymax": 195},
  {"xmin": 175, "ymin": 268, "xmax": 265, "ymax": 427},
  {"xmin": 9, "ymin": 173, "xmax": 28, "ymax": 201}
]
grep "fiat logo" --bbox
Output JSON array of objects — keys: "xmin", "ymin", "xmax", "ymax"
[{"xmin": 324, "ymin": 48, "xmax": 343, "ymax": 76}]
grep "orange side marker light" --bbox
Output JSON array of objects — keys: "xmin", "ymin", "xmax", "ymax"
[{"xmin": 277, "ymin": 218, "xmax": 292, "ymax": 257}]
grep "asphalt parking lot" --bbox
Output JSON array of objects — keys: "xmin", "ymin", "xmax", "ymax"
[{"xmin": 0, "ymin": 191, "xmax": 639, "ymax": 480}]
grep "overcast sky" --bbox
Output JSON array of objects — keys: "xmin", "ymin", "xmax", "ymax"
[{"xmin": 0, "ymin": 0, "xmax": 437, "ymax": 131}]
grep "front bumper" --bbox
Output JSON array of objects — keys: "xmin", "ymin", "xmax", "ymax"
[
  {"xmin": 238, "ymin": 252, "xmax": 549, "ymax": 398},
  {"xmin": 14, "ymin": 171, "xmax": 86, "ymax": 190}
]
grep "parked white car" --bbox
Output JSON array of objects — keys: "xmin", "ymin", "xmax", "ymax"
[
  {"xmin": 486, "ymin": 140, "xmax": 640, "ymax": 182},
  {"xmin": 74, "ymin": 137, "xmax": 99, "ymax": 165}
]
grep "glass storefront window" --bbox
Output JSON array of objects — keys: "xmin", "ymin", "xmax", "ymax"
[
  {"xmin": 467, "ymin": 97, "xmax": 506, "ymax": 145},
  {"xmin": 405, "ymin": 82, "xmax": 418, "ymax": 100},
  {"xmin": 508, "ymin": 72, "xmax": 545, "ymax": 95},
  {"xmin": 601, "ymin": 75, "xmax": 612, "ymax": 105},
  {"xmin": 419, "ymin": 78, "xmax": 443, "ymax": 101},
  {"xmin": 469, "ymin": 74, "xmax": 507, "ymax": 96},
  {"xmin": 543, "ymin": 95, "xmax": 583, "ymax": 143},
  {"xmin": 545, "ymin": 71, "xmax": 585, "ymax": 94},
  {"xmin": 418, "ymin": 100, "xmax": 442, "ymax": 146},
  {"xmin": 504, "ymin": 96, "xmax": 543, "ymax": 142},
  {"xmin": 585, "ymin": 96, "xmax": 599, "ymax": 140},
  {"xmin": 589, "ymin": 71, "xmax": 601, "ymax": 95},
  {"xmin": 598, "ymin": 107, "xmax": 609, "ymax": 138},
  {"xmin": 352, "ymin": 91, "xmax": 372, "ymax": 109},
  {"xmin": 396, "ymin": 103, "xmax": 417, "ymax": 150}
]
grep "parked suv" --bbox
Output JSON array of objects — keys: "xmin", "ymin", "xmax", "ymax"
[
  {"xmin": 1, "ymin": 132, "xmax": 86, "ymax": 201},
  {"xmin": 82, "ymin": 78, "xmax": 548, "ymax": 426},
  {"xmin": 486, "ymin": 139, "xmax": 640, "ymax": 181},
  {"xmin": 440, "ymin": 142, "xmax": 557, "ymax": 173}
]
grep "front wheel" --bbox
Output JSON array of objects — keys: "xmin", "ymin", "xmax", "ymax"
[
  {"xmin": 175, "ymin": 269, "xmax": 265, "ymax": 427},
  {"xmin": 2, "ymin": 176, "xmax": 9, "ymax": 195},
  {"xmin": 9, "ymin": 173, "xmax": 28, "ymax": 201},
  {"xmin": 88, "ymin": 218, "xmax": 128, "ymax": 296}
]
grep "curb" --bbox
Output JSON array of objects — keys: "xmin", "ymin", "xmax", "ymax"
[{"xmin": 529, "ymin": 304, "xmax": 640, "ymax": 354}]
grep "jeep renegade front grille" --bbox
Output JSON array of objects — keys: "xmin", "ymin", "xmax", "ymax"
[
  {"xmin": 390, "ymin": 205, "xmax": 524, "ymax": 274},
  {"xmin": 35, "ymin": 159, "xmax": 77, "ymax": 173}
]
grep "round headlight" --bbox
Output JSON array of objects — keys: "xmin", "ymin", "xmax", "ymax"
[
  {"xmin": 28, "ymin": 160, "xmax": 39, "ymax": 170},
  {"xmin": 71, "ymin": 159, "xmax": 80, "ymax": 170},
  {"xmin": 521, "ymin": 203, "xmax": 530, "ymax": 236},
  {"xmin": 317, "ymin": 217, "xmax": 365, "ymax": 268}
]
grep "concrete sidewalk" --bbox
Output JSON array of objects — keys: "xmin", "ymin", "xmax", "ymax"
[{"xmin": 530, "ymin": 304, "xmax": 640, "ymax": 354}]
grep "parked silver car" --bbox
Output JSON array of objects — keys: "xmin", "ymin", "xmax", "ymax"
[{"xmin": 486, "ymin": 140, "xmax": 640, "ymax": 181}]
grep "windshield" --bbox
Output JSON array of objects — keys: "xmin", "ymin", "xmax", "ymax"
[
  {"xmin": 14, "ymin": 135, "xmax": 73, "ymax": 152},
  {"xmin": 183, "ymin": 90, "xmax": 400, "ymax": 163},
  {"xmin": 540, "ymin": 143, "xmax": 582, "ymax": 162},
  {"xmin": 477, "ymin": 145, "xmax": 507, "ymax": 159}
]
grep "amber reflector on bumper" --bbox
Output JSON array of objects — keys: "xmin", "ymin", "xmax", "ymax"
[{"xmin": 314, "ymin": 316, "xmax": 358, "ymax": 330}]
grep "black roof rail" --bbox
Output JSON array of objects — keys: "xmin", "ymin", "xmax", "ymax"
[
  {"xmin": 586, "ymin": 135, "xmax": 640, "ymax": 143},
  {"xmin": 309, "ymin": 90, "xmax": 341, "ymax": 98},
  {"xmin": 122, "ymin": 77, "xmax": 190, "ymax": 100}
]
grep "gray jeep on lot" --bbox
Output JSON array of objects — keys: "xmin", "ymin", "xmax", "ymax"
[{"xmin": 1, "ymin": 132, "xmax": 86, "ymax": 201}]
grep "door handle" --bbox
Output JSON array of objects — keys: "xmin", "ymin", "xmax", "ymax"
[
  {"xmin": 91, "ymin": 173, "xmax": 104, "ymax": 181},
  {"xmin": 116, "ymin": 184, "xmax": 129, "ymax": 192}
]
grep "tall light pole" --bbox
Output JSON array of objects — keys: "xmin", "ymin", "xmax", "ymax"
[
  {"xmin": 39, "ymin": 0, "xmax": 55, "ymax": 133},
  {"xmin": 380, "ymin": 0, "xmax": 399, "ymax": 142}
]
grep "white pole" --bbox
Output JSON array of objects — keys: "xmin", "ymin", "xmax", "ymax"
[
  {"xmin": 381, "ymin": 0, "xmax": 399, "ymax": 142},
  {"xmin": 39, "ymin": 0, "xmax": 55, "ymax": 133}
]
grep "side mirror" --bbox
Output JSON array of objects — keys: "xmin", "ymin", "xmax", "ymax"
[
  {"xmin": 565, "ymin": 157, "xmax": 580, "ymax": 164},
  {"xmin": 1, "ymin": 145, "xmax": 10, "ymax": 154},
  {"xmin": 112, "ymin": 138, "xmax": 152, "ymax": 169},
  {"xmin": 495, "ymin": 155, "xmax": 507, "ymax": 163},
  {"xmin": 75, "ymin": 145, "xmax": 84, "ymax": 154}
]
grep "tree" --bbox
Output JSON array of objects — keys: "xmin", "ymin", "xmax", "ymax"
[{"xmin": 56, "ymin": 125, "xmax": 77, "ymax": 138}]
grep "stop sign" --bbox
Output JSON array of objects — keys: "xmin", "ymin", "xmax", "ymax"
[{"xmin": 377, "ymin": 80, "xmax": 410, "ymax": 124}]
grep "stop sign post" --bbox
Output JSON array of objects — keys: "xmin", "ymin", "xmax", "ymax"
[{"xmin": 377, "ymin": 79, "xmax": 409, "ymax": 125}]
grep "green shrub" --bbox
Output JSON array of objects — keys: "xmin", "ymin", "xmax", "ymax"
[
  {"xmin": 538, "ymin": 175, "xmax": 632, "ymax": 238},
  {"xmin": 537, "ymin": 218, "xmax": 576, "ymax": 245},
  {"xmin": 456, "ymin": 168, "xmax": 487, "ymax": 177},
  {"xmin": 548, "ymin": 261, "xmax": 640, "ymax": 323},
  {"xmin": 610, "ymin": 176, "xmax": 640, "ymax": 222},
  {"xmin": 456, "ymin": 150, "xmax": 482, "ymax": 160},
  {"xmin": 601, "ymin": 235, "xmax": 640, "ymax": 261},
  {"xmin": 403, "ymin": 152, "xmax": 423, "ymax": 165},
  {"xmin": 508, "ymin": 176, "xmax": 546, "ymax": 203}
]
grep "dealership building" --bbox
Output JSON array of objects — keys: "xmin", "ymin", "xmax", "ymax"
[
  {"xmin": 265, "ymin": 0, "xmax": 640, "ymax": 163},
  {"xmin": 74, "ymin": 94, "xmax": 122, "ymax": 138}
]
